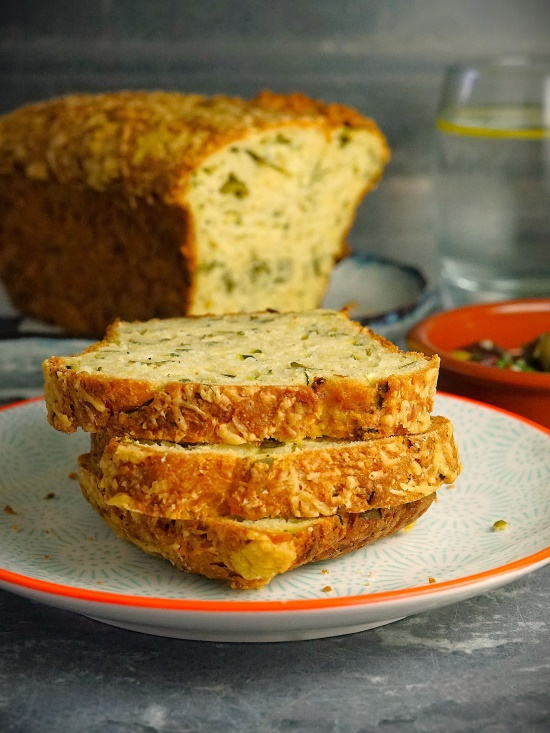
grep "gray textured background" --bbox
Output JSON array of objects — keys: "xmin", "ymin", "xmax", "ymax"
[{"xmin": 1, "ymin": 0, "xmax": 549, "ymax": 277}]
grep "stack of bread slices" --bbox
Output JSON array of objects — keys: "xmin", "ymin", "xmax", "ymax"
[{"xmin": 42, "ymin": 309, "xmax": 461, "ymax": 589}]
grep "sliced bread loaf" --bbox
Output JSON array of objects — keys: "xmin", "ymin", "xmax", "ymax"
[
  {"xmin": 90, "ymin": 415, "xmax": 459, "ymax": 520},
  {"xmin": 0, "ymin": 90, "xmax": 389, "ymax": 336},
  {"xmin": 43, "ymin": 309, "xmax": 440, "ymax": 442},
  {"xmin": 79, "ymin": 453, "xmax": 435, "ymax": 590}
]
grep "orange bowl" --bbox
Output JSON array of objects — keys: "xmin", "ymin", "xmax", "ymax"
[{"xmin": 407, "ymin": 298, "xmax": 550, "ymax": 428}]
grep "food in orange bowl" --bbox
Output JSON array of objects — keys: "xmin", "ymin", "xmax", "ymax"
[{"xmin": 407, "ymin": 298, "xmax": 550, "ymax": 428}]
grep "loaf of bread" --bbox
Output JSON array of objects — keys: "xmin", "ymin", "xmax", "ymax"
[
  {"xmin": 0, "ymin": 90, "xmax": 389, "ymax": 336},
  {"xmin": 90, "ymin": 415, "xmax": 459, "ymax": 520},
  {"xmin": 79, "ymin": 452, "xmax": 436, "ymax": 590},
  {"xmin": 43, "ymin": 309, "xmax": 440, "ymax": 442}
]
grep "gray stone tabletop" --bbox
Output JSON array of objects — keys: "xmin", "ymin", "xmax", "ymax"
[{"xmin": 1, "ymin": 566, "xmax": 549, "ymax": 733}]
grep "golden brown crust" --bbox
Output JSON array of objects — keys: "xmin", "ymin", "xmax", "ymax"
[
  {"xmin": 0, "ymin": 89, "xmax": 389, "ymax": 205},
  {"xmin": 79, "ymin": 454, "xmax": 435, "ymax": 590},
  {"xmin": 91, "ymin": 416, "xmax": 460, "ymax": 520},
  {"xmin": 43, "ymin": 351, "xmax": 440, "ymax": 442},
  {"xmin": 0, "ymin": 178, "xmax": 191, "ymax": 335}
]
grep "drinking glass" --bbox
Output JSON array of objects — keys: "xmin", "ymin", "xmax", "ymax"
[{"xmin": 433, "ymin": 57, "xmax": 550, "ymax": 307}]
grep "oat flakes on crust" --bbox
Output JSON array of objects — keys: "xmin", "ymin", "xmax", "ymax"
[
  {"xmin": 0, "ymin": 89, "xmax": 389, "ymax": 205},
  {"xmin": 79, "ymin": 454, "xmax": 436, "ymax": 590},
  {"xmin": 91, "ymin": 415, "xmax": 460, "ymax": 520},
  {"xmin": 44, "ymin": 366, "xmax": 439, "ymax": 443}
]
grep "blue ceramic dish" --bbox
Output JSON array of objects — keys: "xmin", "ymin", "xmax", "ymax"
[{"xmin": 322, "ymin": 253, "xmax": 437, "ymax": 347}]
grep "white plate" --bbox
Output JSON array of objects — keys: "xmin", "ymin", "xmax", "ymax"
[{"xmin": 1, "ymin": 395, "xmax": 549, "ymax": 642}]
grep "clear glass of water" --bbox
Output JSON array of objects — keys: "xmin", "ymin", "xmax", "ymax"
[{"xmin": 434, "ymin": 57, "xmax": 550, "ymax": 307}]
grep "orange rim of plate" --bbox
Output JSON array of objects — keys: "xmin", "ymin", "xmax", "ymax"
[{"xmin": 1, "ymin": 395, "xmax": 549, "ymax": 614}]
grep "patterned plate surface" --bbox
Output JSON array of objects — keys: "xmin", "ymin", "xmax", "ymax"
[{"xmin": 0, "ymin": 394, "xmax": 549, "ymax": 641}]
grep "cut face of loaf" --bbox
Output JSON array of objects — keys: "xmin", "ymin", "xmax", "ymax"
[
  {"xmin": 79, "ymin": 453, "xmax": 436, "ymax": 590},
  {"xmin": 43, "ymin": 309, "xmax": 440, "ymax": 442},
  {"xmin": 91, "ymin": 415, "xmax": 460, "ymax": 520},
  {"xmin": 187, "ymin": 125, "xmax": 383, "ymax": 314},
  {"xmin": 0, "ymin": 90, "xmax": 389, "ymax": 336}
]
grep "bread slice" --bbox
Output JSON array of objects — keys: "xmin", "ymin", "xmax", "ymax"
[
  {"xmin": 43, "ymin": 309, "xmax": 440, "ymax": 442},
  {"xmin": 90, "ymin": 415, "xmax": 459, "ymax": 520},
  {"xmin": 0, "ymin": 90, "xmax": 389, "ymax": 336},
  {"xmin": 79, "ymin": 453, "xmax": 436, "ymax": 590}
]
